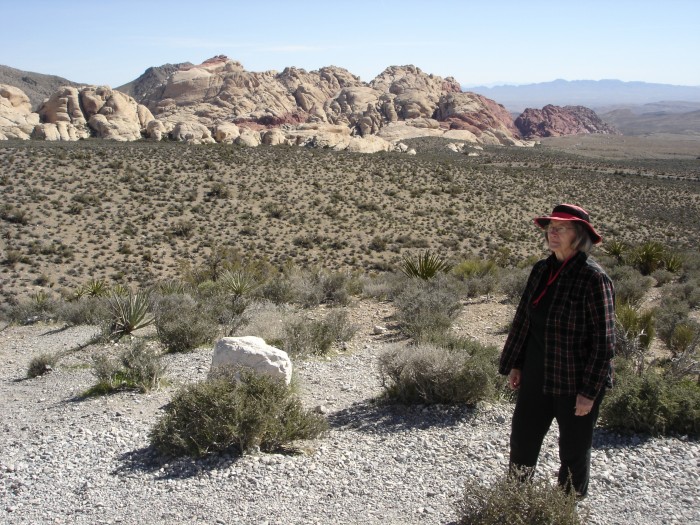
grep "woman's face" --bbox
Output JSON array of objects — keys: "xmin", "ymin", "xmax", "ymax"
[{"xmin": 546, "ymin": 219, "xmax": 577, "ymax": 260}]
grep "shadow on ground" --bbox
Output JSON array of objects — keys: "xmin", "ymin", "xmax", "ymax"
[{"xmin": 327, "ymin": 398, "xmax": 478, "ymax": 434}]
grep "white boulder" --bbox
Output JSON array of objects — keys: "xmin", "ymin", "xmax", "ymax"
[{"xmin": 210, "ymin": 336, "xmax": 292, "ymax": 385}]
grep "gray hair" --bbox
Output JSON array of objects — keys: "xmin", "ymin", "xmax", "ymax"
[{"xmin": 544, "ymin": 222, "xmax": 594, "ymax": 254}]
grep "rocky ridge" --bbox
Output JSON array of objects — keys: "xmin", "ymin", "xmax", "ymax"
[
  {"xmin": 1, "ymin": 57, "xmax": 620, "ymax": 151},
  {"xmin": 515, "ymin": 104, "xmax": 620, "ymax": 138}
]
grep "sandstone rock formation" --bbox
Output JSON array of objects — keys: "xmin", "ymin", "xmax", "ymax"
[
  {"xmin": 3, "ymin": 56, "xmax": 550, "ymax": 150},
  {"xmin": 514, "ymin": 104, "xmax": 619, "ymax": 138},
  {"xmin": 33, "ymin": 86, "xmax": 155, "ymax": 141},
  {"xmin": 122, "ymin": 56, "xmax": 527, "ymax": 147},
  {"xmin": 0, "ymin": 84, "xmax": 40, "ymax": 140}
]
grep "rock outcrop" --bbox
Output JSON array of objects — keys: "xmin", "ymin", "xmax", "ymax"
[
  {"xmin": 31, "ymin": 86, "xmax": 155, "ymax": 141},
  {"xmin": 514, "ymin": 104, "xmax": 619, "ymax": 138},
  {"xmin": 123, "ymin": 56, "xmax": 525, "ymax": 147},
  {"xmin": 0, "ymin": 84, "xmax": 40, "ymax": 140},
  {"xmin": 3, "ymin": 56, "xmax": 544, "ymax": 150}
]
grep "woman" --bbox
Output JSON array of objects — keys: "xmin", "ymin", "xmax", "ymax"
[{"xmin": 499, "ymin": 203, "xmax": 615, "ymax": 498}]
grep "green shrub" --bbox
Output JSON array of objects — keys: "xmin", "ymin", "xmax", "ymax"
[
  {"xmin": 89, "ymin": 340, "xmax": 166, "ymax": 394},
  {"xmin": 452, "ymin": 258, "xmax": 497, "ymax": 280},
  {"xmin": 601, "ymin": 365, "xmax": 700, "ymax": 437},
  {"xmin": 654, "ymin": 296, "xmax": 690, "ymax": 346},
  {"xmin": 290, "ymin": 269, "xmax": 353, "ymax": 307},
  {"xmin": 615, "ymin": 304, "xmax": 655, "ymax": 375},
  {"xmin": 393, "ymin": 275, "xmax": 462, "ymax": 340},
  {"xmin": 153, "ymin": 294, "xmax": 217, "ymax": 353},
  {"xmin": 608, "ymin": 265, "xmax": 653, "ymax": 306},
  {"xmin": 456, "ymin": 473, "xmax": 583, "ymax": 525},
  {"xmin": 497, "ymin": 267, "xmax": 531, "ymax": 303},
  {"xmin": 378, "ymin": 341, "xmax": 500, "ymax": 405},
  {"xmin": 283, "ymin": 310, "xmax": 356, "ymax": 356},
  {"xmin": 107, "ymin": 292, "xmax": 154, "ymax": 339},
  {"xmin": 27, "ymin": 353, "xmax": 59, "ymax": 378},
  {"xmin": 669, "ymin": 322, "xmax": 698, "ymax": 358},
  {"xmin": 258, "ymin": 272, "xmax": 297, "ymax": 304},
  {"xmin": 150, "ymin": 368, "xmax": 327, "ymax": 457},
  {"xmin": 55, "ymin": 296, "xmax": 110, "ymax": 326},
  {"xmin": 399, "ymin": 250, "xmax": 451, "ymax": 280}
]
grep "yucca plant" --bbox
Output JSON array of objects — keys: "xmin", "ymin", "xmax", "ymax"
[
  {"xmin": 108, "ymin": 291, "xmax": 154, "ymax": 339},
  {"xmin": 662, "ymin": 252, "xmax": 684, "ymax": 273},
  {"xmin": 219, "ymin": 269, "xmax": 258, "ymax": 297},
  {"xmin": 76, "ymin": 278, "xmax": 110, "ymax": 299},
  {"xmin": 631, "ymin": 241, "xmax": 666, "ymax": 275},
  {"xmin": 400, "ymin": 251, "xmax": 452, "ymax": 280},
  {"xmin": 602, "ymin": 239, "xmax": 629, "ymax": 263}
]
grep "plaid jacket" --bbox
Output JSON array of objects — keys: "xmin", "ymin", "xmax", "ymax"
[{"xmin": 499, "ymin": 251, "xmax": 615, "ymax": 399}]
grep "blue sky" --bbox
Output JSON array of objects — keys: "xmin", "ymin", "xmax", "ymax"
[{"xmin": 2, "ymin": 0, "xmax": 698, "ymax": 88}]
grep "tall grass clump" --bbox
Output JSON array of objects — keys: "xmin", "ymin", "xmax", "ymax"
[
  {"xmin": 89, "ymin": 340, "xmax": 167, "ymax": 394},
  {"xmin": 456, "ymin": 473, "xmax": 584, "ymax": 525},
  {"xmin": 150, "ymin": 367, "xmax": 327, "ymax": 457},
  {"xmin": 378, "ymin": 339, "xmax": 500, "ymax": 405}
]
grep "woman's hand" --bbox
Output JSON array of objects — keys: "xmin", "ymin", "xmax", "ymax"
[
  {"xmin": 575, "ymin": 394, "xmax": 594, "ymax": 416},
  {"xmin": 508, "ymin": 369, "xmax": 521, "ymax": 390}
]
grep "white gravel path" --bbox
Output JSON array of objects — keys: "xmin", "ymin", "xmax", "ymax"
[{"xmin": 0, "ymin": 316, "xmax": 698, "ymax": 525}]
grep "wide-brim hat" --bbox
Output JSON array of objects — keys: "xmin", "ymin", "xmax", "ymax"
[{"xmin": 534, "ymin": 203, "xmax": 602, "ymax": 245}]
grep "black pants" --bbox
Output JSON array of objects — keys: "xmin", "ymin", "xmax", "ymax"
[{"xmin": 509, "ymin": 381, "xmax": 604, "ymax": 497}]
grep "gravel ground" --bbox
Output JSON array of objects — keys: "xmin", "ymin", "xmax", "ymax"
[{"xmin": 1, "ymin": 300, "xmax": 699, "ymax": 525}]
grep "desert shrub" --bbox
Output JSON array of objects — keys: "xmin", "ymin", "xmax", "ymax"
[
  {"xmin": 27, "ymin": 352, "xmax": 59, "ymax": 378},
  {"xmin": 290, "ymin": 269, "xmax": 353, "ymax": 307},
  {"xmin": 497, "ymin": 266, "xmax": 531, "ymax": 303},
  {"xmin": 607, "ymin": 264, "xmax": 653, "ymax": 306},
  {"xmin": 456, "ymin": 473, "xmax": 583, "ymax": 525},
  {"xmin": 601, "ymin": 363, "xmax": 700, "ymax": 437},
  {"xmin": 359, "ymin": 271, "xmax": 406, "ymax": 301},
  {"xmin": 234, "ymin": 301, "xmax": 290, "ymax": 345},
  {"xmin": 258, "ymin": 272, "xmax": 297, "ymax": 305},
  {"xmin": 149, "ymin": 368, "xmax": 327, "ymax": 457},
  {"xmin": 651, "ymin": 268, "xmax": 675, "ymax": 286},
  {"xmin": 153, "ymin": 293, "xmax": 217, "ymax": 353},
  {"xmin": 55, "ymin": 296, "xmax": 110, "ymax": 326},
  {"xmin": 6, "ymin": 292, "xmax": 59, "ymax": 325},
  {"xmin": 452, "ymin": 258, "xmax": 497, "ymax": 280},
  {"xmin": 89, "ymin": 340, "xmax": 166, "ymax": 394},
  {"xmin": 654, "ymin": 296, "xmax": 690, "ymax": 346},
  {"xmin": 399, "ymin": 250, "xmax": 451, "ymax": 280},
  {"xmin": 378, "ymin": 341, "xmax": 500, "ymax": 405},
  {"xmin": 664, "ymin": 325, "xmax": 699, "ymax": 381},
  {"xmin": 393, "ymin": 275, "xmax": 462, "ymax": 340},
  {"xmin": 107, "ymin": 292, "xmax": 154, "ymax": 339},
  {"xmin": 664, "ymin": 281, "xmax": 700, "ymax": 309},
  {"xmin": 283, "ymin": 310, "xmax": 356, "ymax": 356},
  {"xmin": 669, "ymin": 322, "xmax": 698, "ymax": 357}
]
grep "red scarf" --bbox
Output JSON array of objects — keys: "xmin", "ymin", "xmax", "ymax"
[{"xmin": 532, "ymin": 255, "xmax": 573, "ymax": 308}]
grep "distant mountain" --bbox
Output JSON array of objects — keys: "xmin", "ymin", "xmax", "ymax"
[
  {"xmin": 0, "ymin": 65, "xmax": 84, "ymax": 111},
  {"xmin": 464, "ymin": 79, "xmax": 700, "ymax": 113},
  {"xmin": 117, "ymin": 61, "xmax": 193, "ymax": 102}
]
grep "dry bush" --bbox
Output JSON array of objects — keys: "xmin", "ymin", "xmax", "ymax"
[
  {"xmin": 378, "ymin": 341, "xmax": 500, "ymax": 405},
  {"xmin": 456, "ymin": 473, "xmax": 584, "ymax": 525},
  {"xmin": 150, "ymin": 367, "xmax": 327, "ymax": 457}
]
